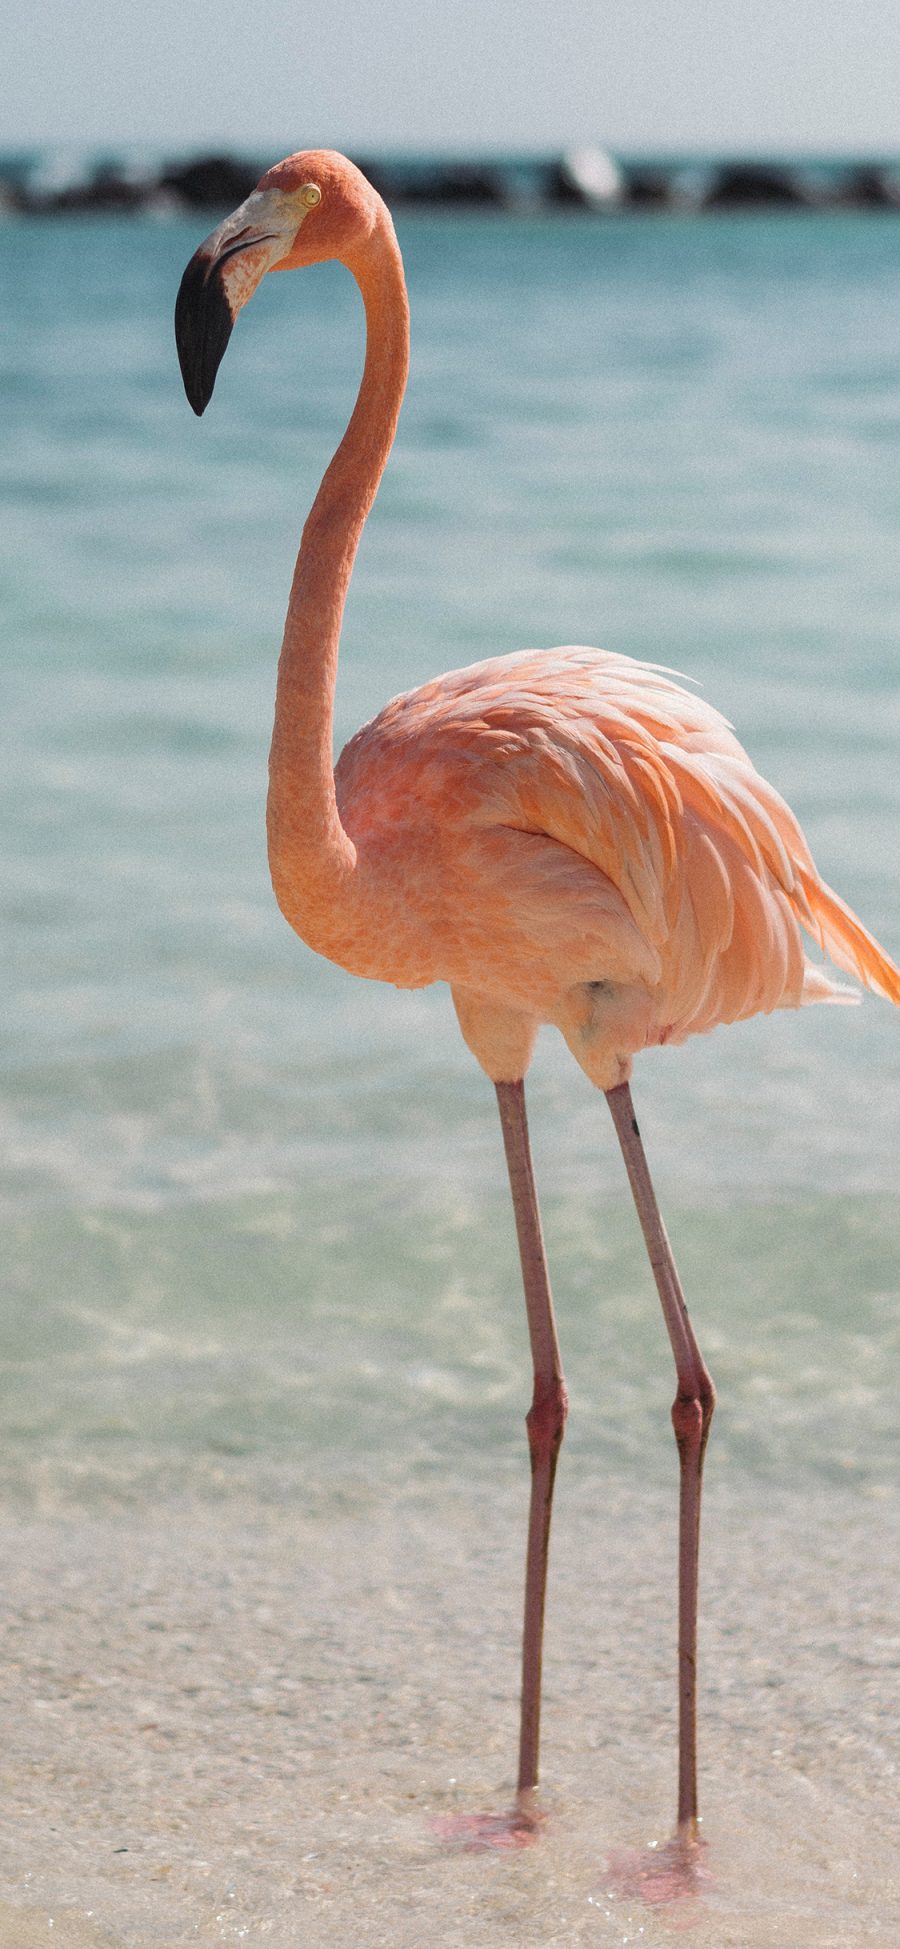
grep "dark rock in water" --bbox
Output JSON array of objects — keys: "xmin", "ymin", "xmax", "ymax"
[
  {"xmin": 831, "ymin": 166, "xmax": 900, "ymax": 209},
  {"xmin": 348, "ymin": 157, "xmax": 403, "ymax": 204},
  {"xmin": 158, "ymin": 153, "xmax": 264, "ymax": 209},
  {"xmin": 0, "ymin": 175, "xmax": 28, "ymax": 214},
  {"xmin": 703, "ymin": 164, "xmax": 814, "ymax": 208},
  {"xmin": 390, "ymin": 162, "xmax": 510, "ymax": 205},
  {"xmin": 624, "ymin": 169, "xmax": 679, "ymax": 209},
  {"xmin": 429, "ymin": 165, "xmax": 509, "ymax": 204},
  {"xmin": 354, "ymin": 157, "xmax": 538, "ymax": 211}
]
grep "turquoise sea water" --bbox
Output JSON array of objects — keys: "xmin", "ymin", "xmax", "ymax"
[{"xmin": 3, "ymin": 207, "xmax": 899, "ymax": 1499}]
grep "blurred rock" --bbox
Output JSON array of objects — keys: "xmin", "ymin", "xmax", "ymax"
[
  {"xmin": 623, "ymin": 168, "xmax": 680, "ymax": 210},
  {"xmin": 387, "ymin": 162, "xmax": 511, "ymax": 206},
  {"xmin": 0, "ymin": 176, "xmax": 28, "ymax": 215},
  {"xmin": 830, "ymin": 165, "xmax": 900, "ymax": 209},
  {"xmin": 702, "ymin": 163, "xmax": 816, "ymax": 208},
  {"xmin": 157, "ymin": 153, "xmax": 264, "ymax": 209}
]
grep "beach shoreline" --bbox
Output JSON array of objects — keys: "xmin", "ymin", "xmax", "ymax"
[{"xmin": 2, "ymin": 1472, "xmax": 898, "ymax": 1947}]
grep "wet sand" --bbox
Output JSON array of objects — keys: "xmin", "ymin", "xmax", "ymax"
[{"xmin": 2, "ymin": 1469, "xmax": 899, "ymax": 1947}]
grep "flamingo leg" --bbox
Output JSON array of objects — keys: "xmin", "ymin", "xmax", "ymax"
[
  {"xmin": 495, "ymin": 1079, "xmax": 569, "ymax": 1797},
  {"xmin": 605, "ymin": 1080, "xmax": 716, "ymax": 1840}
]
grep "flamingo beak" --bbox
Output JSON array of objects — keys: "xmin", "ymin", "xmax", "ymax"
[{"xmin": 175, "ymin": 189, "xmax": 295, "ymax": 415}]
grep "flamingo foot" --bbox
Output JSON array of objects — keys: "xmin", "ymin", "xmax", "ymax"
[
  {"xmin": 429, "ymin": 1789, "xmax": 544, "ymax": 1852},
  {"xmin": 597, "ymin": 1832, "xmax": 712, "ymax": 1927}
]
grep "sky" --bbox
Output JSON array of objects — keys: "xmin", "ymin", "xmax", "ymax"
[{"xmin": 5, "ymin": 0, "xmax": 900, "ymax": 156}]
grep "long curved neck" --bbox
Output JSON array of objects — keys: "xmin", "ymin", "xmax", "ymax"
[{"xmin": 266, "ymin": 211, "xmax": 409, "ymax": 931}]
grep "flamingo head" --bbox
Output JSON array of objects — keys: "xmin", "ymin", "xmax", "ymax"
[{"xmin": 175, "ymin": 150, "xmax": 382, "ymax": 416}]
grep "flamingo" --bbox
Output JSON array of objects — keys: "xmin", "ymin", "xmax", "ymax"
[{"xmin": 175, "ymin": 150, "xmax": 900, "ymax": 1847}]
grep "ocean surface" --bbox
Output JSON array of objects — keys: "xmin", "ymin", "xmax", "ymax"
[{"xmin": 2, "ymin": 202, "xmax": 899, "ymax": 1945}]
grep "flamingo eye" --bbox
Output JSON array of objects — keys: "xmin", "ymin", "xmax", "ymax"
[{"xmin": 299, "ymin": 183, "xmax": 322, "ymax": 208}]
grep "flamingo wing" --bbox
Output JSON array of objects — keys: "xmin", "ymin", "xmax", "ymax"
[{"xmin": 335, "ymin": 647, "xmax": 900, "ymax": 1031}]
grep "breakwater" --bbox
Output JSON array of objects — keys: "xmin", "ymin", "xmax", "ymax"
[{"xmin": 4, "ymin": 147, "xmax": 900, "ymax": 215}]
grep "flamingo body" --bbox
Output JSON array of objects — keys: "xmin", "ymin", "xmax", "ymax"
[{"xmin": 327, "ymin": 642, "xmax": 898, "ymax": 1087}]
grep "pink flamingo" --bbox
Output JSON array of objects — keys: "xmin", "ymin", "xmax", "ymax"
[{"xmin": 175, "ymin": 151, "xmax": 900, "ymax": 1846}]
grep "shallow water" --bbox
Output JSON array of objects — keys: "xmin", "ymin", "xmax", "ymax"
[{"xmin": 1, "ymin": 203, "xmax": 899, "ymax": 1942}]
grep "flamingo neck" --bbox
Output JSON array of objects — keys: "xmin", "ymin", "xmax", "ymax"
[{"xmin": 266, "ymin": 212, "xmax": 409, "ymax": 936}]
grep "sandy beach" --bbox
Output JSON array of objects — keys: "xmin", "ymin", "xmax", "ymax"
[{"xmin": 2, "ymin": 1466, "xmax": 898, "ymax": 1948}]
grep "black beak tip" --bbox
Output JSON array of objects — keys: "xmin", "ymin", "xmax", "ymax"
[{"xmin": 175, "ymin": 250, "xmax": 235, "ymax": 417}]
